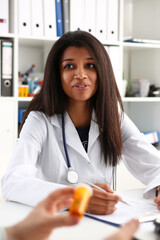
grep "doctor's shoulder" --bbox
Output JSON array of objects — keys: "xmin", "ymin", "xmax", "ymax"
[
  {"xmin": 120, "ymin": 112, "xmax": 140, "ymax": 138},
  {"xmin": 20, "ymin": 111, "xmax": 49, "ymax": 138}
]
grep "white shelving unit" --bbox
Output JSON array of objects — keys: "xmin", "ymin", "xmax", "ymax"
[
  {"xmin": 116, "ymin": 0, "xmax": 160, "ymax": 190},
  {"xmin": 0, "ymin": 0, "xmax": 59, "ymax": 186},
  {"xmin": 1, "ymin": 0, "xmax": 160, "ymax": 191},
  {"xmin": 123, "ymin": 0, "xmax": 160, "ymax": 133}
]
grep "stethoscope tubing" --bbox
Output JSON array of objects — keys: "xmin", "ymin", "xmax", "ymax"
[
  {"xmin": 61, "ymin": 114, "xmax": 116, "ymax": 189},
  {"xmin": 62, "ymin": 115, "xmax": 71, "ymax": 168}
]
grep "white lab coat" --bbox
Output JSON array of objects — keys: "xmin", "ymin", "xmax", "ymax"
[
  {"xmin": 2, "ymin": 111, "xmax": 160, "ymax": 206},
  {"xmin": 0, "ymin": 227, "xmax": 7, "ymax": 240}
]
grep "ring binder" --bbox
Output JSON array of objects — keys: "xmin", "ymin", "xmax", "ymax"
[
  {"xmin": 0, "ymin": 40, "xmax": 13, "ymax": 96},
  {"xmin": 18, "ymin": 0, "xmax": 31, "ymax": 35},
  {"xmin": 0, "ymin": 0, "xmax": 9, "ymax": 34},
  {"xmin": 1, "ymin": 79, "xmax": 12, "ymax": 96}
]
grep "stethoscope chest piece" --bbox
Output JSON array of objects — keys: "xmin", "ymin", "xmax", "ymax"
[{"xmin": 67, "ymin": 168, "xmax": 79, "ymax": 184}]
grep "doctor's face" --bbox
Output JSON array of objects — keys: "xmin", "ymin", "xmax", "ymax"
[{"xmin": 60, "ymin": 46, "xmax": 97, "ymax": 105}]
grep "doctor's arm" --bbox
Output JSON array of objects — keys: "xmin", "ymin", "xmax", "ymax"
[
  {"xmin": 1, "ymin": 143, "xmax": 68, "ymax": 207},
  {"xmin": 121, "ymin": 113, "xmax": 160, "ymax": 204},
  {"xmin": 1, "ymin": 112, "xmax": 68, "ymax": 207}
]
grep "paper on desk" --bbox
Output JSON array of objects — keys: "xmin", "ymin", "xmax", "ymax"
[{"xmin": 86, "ymin": 195, "xmax": 160, "ymax": 226}]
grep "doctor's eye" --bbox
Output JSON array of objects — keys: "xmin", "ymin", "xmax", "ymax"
[
  {"xmin": 86, "ymin": 63, "xmax": 96, "ymax": 69},
  {"xmin": 64, "ymin": 64, "xmax": 74, "ymax": 69}
]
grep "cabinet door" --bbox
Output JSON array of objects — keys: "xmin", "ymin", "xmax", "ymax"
[{"xmin": 0, "ymin": 99, "xmax": 17, "ymax": 179}]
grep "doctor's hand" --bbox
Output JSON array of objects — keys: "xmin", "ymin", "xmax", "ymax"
[
  {"xmin": 105, "ymin": 218, "xmax": 139, "ymax": 240},
  {"xmin": 6, "ymin": 187, "xmax": 79, "ymax": 240},
  {"xmin": 87, "ymin": 183, "xmax": 122, "ymax": 215}
]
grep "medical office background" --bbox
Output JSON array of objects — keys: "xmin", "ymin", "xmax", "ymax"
[{"xmin": 1, "ymin": 0, "xmax": 160, "ymax": 200}]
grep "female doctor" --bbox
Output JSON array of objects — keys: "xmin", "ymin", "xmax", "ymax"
[{"xmin": 2, "ymin": 30, "xmax": 160, "ymax": 214}]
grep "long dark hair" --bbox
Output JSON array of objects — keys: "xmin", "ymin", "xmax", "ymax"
[{"xmin": 19, "ymin": 30, "xmax": 124, "ymax": 166}]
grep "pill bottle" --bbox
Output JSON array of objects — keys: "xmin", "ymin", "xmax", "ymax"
[{"xmin": 69, "ymin": 184, "xmax": 93, "ymax": 219}]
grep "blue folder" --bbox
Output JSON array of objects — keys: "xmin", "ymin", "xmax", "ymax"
[
  {"xmin": 55, "ymin": 0, "xmax": 63, "ymax": 36},
  {"xmin": 85, "ymin": 214, "xmax": 138, "ymax": 240},
  {"xmin": 85, "ymin": 214, "xmax": 120, "ymax": 227}
]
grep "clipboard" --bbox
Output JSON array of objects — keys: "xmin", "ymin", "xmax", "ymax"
[
  {"xmin": 85, "ymin": 211, "xmax": 160, "ymax": 226},
  {"xmin": 84, "ymin": 196, "xmax": 160, "ymax": 226}
]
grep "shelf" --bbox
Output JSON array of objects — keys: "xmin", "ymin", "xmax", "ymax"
[
  {"xmin": 122, "ymin": 97, "xmax": 160, "ymax": 102},
  {"xmin": 0, "ymin": 97, "xmax": 16, "ymax": 101},
  {"xmin": 18, "ymin": 97, "xmax": 33, "ymax": 102},
  {"xmin": 0, "ymin": 33, "xmax": 16, "ymax": 38},
  {"xmin": 17, "ymin": 97, "xmax": 160, "ymax": 103},
  {"xmin": 102, "ymin": 41, "xmax": 121, "ymax": 46},
  {"xmin": 123, "ymin": 42, "xmax": 160, "ymax": 49},
  {"xmin": 18, "ymin": 35, "xmax": 59, "ymax": 47},
  {"xmin": 18, "ymin": 36, "xmax": 122, "ymax": 48},
  {"xmin": 17, "ymin": 97, "xmax": 160, "ymax": 104}
]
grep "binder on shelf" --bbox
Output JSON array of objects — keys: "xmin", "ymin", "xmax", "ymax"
[
  {"xmin": 0, "ymin": 0, "xmax": 9, "ymax": 34},
  {"xmin": 95, "ymin": 0, "xmax": 108, "ymax": 41},
  {"xmin": 0, "ymin": 39, "xmax": 1, "ymax": 95},
  {"xmin": 43, "ymin": 0, "xmax": 56, "ymax": 37},
  {"xmin": 1, "ymin": 78, "xmax": 12, "ymax": 96},
  {"xmin": 31, "ymin": 0, "xmax": 44, "ymax": 36},
  {"xmin": 108, "ymin": 46, "xmax": 120, "ymax": 89},
  {"xmin": 18, "ymin": 0, "xmax": 31, "ymax": 35},
  {"xmin": 62, "ymin": 0, "xmax": 70, "ymax": 33},
  {"xmin": 1, "ymin": 40, "xmax": 13, "ymax": 96},
  {"xmin": 107, "ymin": 0, "xmax": 119, "ymax": 41},
  {"xmin": 70, "ymin": 0, "xmax": 85, "ymax": 31},
  {"xmin": 84, "ymin": 0, "xmax": 96, "ymax": 35},
  {"xmin": 55, "ymin": 0, "xmax": 63, "ymax": 37}
]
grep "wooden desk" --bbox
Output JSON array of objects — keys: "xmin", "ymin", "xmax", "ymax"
[{"xmin": 0, "ymin": 189, "xmax": 158, "ymax": 240}]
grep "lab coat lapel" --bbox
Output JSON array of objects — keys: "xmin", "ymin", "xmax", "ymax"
[
  {"xmin": 50, "ymin": 113, "xmax": 86, "ymax": 159},
  {"xmin": 64, "ymin": 113, "xmax": 91, "ymax": 163},
  {"xmin": 50, "ymin": 112, "xmax": 99, "ymax": 162},
  {"xmin": 50, "ymin": 114, "xmax": 61, "ymax": 128},
  {"xmin": 88, "ymin": 111, "xmax": 99, "ymax": 151}
]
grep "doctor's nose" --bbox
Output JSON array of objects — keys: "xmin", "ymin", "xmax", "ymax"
[{"xmin": 74, "ymin": 66, "xmax": 87, "ymax": 79}]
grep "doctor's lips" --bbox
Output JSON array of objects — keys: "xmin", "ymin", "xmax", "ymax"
[{"xmin": 72, "ymin": 82, "xmax": 90, "ymax": 90}]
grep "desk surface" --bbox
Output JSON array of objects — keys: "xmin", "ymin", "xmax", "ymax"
[{"xmin": 0, "ymin": 189, "xmax": 158, "ymax": 240}]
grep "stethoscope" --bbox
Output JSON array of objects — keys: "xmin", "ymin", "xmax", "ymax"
[
  {"xmin": 62, "ymin": 115, "xmax": 117, "ymax": 190},
  {"xmin": 62, "ymin": 115, "xmax": 79, "ymax": 184}
]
